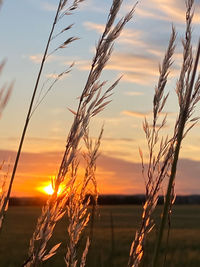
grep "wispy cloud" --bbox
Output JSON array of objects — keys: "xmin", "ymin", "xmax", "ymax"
[
  {"xmin": 98, "ymin": 155, "xmax": 200, "ymax": 195},
  {"xmin": 41, "ymin": 1, "xmax": 57, "ymax": 12},
  {"xmin": 107, "ymin": 52, "xmax": 160, "ymax": 84},
  {"xmin": 76, "ymin": 20, "xmax": 180, "ymax": 85},
  {"xmin": 45, "ymin": 72, "xmax": 70, "ymax": 80},
  {"xmin": 28, "ymin": 54, "xmax": 62, "ymax": 64},
  {"xmin": 103, "ymin": 137, "xmax": 135, "ymax": 142},
  {"xmin": 84, "ymin": 21, "xmax": 145, "ymax": 47},
  {"xmin": 122, "ymin": 110, "xmax": 175, "ymax": 119},
  {"xmin": 29, "ymin": 54, "xmax": 43, "ymax": 64},
  {"xmin": 136, "ymin": 6, "xmax": 166, "ymax": 21},
  {"xmin": 45, "ymin": 73, "xmax": 58, "ymax": 79},
  {"xmin": 124, "ymin": 91, "xmax": 144, "ymax": 96},
  {"xmin": 84, "ymin": 21, "xmax": 104, "ymax": 33},
  {"xmin": 135, "ymin": 0, "xmax": 200, "ymax": 24},
  {"xmin": 122, "ymin": 110, "xmax": 151, "ymax": 118},
  {"xmin": 28, "ymin": 54, "xmax": 69, "ymax": 64},
  {"xmin": 75, "ymin": 51, "xmax": 162, "ymax": 84}
]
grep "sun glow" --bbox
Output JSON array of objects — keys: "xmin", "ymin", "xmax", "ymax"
[
  {"xmin": 37, "ymin": 183, "xmax": 63, "ymax": 196},
  {"xmin": 43, "ymin": 184, "xmax": 54, "ymax": 195}
]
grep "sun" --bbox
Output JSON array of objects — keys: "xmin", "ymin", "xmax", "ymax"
[
  {"xmin": 37, "ymin": 183, "xmax": 63, "ymax": 196},
  {"xmin": 43, "ymin": 184, "xmax": 54, "ymax": 195}
]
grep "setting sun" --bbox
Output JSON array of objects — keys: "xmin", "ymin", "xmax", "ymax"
[
  {"xmin": 37, "ymin": 183, "xmax": 63, "ymax": 196},
  {"xmin": 43, "ymin": 184, "xmax": 54, "ymax": 195}
]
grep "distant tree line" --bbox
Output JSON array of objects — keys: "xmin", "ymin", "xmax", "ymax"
[{"xmin": 9, "ymin": 194, "xmax": 200, "ymax": 206}]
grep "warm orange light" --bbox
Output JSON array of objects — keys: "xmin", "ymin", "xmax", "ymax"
[
  {"xmin": 43, "ymin": 184, "xmax": 54, "ymax": 195},
  {"xmin": 37, "ymin": 183, "xmax": 63, "ymax": 196}
]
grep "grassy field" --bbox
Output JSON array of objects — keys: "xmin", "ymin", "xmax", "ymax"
[{"xmin": 0, "ymin": 205, "xmax": 200, "ymax": 266}]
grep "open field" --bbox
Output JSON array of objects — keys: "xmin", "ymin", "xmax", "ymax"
[{"xmin": 0, "ymin": 205, "xmax": 200, "ymax": 266}]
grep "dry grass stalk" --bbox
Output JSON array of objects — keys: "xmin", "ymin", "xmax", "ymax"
[
  {"xmin": 23, "ymin": 192, "xmax": 67, "ymax": 266},
  {"xmin": 0, "ymin": 0, "xmax": 82, "ymax": 230},
  {"xmin": 0, "ymin": 163, "xmax": 9, "ymax": 230},
  {"xmin": 0, "ymin": 60, "xmax": 13, "ymax": 231},
  {"xmin": 25, "ymin": 1, "xmax": 136, "ymax": 265},
  {"xmin": 153, "ymin": 0, "xmax": 200, "ymax": 265},
  {"xmin": 163, "ymin": 183, "xmax": 176, "ymax": 267},
  {"xmin": 30, "ymin": 62, "xmax": 74, "ymax": 118},
  {"xmin": 128, "ymin": 26, "xmax": 176, "ymax": 267},
  {"xmin": 56, "ymin": 0, "xmax": 136, "ymax": 188},
  {"xmin": 128, "ymin": 1, "xmax": 200, "ymax": 266},
  {"xmin": 65, "ymin": 128, "xmax": 103, "ymax": 267}
]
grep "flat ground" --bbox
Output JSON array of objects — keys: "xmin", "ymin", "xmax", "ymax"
[{"xmin": 0, "ymin": 205, "xmax": 200, "ymax": 266}]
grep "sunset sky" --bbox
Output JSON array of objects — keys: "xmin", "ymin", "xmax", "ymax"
[{"xmin": 0, "ymin": 0, "xmax": 200, "ymax": 197}]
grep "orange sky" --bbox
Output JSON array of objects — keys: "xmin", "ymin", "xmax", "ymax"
[{"xmin": 1, "ymin": 149, "xmax": 200, "ymax": 197}]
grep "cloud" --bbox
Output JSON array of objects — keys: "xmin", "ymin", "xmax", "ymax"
[
  {"xmin": 123, "ymin": 91, "xmax": 144, "ymax": 96},
  {"xmin": 76, "ymin": 51, "xmax": 163, "ymax": 84},
  {"xmin": 121, "ymin": 111, "xmax": 174, "ymax": 130},
  {"xmin": 102, "ymin": 52, "xmax": 163, "ymax": 84},
  {"xmin": 84, "ymin": 21, "xmax": 104, "ymax": 33},
  {"xmin": 29, "ymin": 54, "xmax": 58, "ymax": 64},
  {"xmin": 97, "ymin": 154, "xmax": 144, "ymax": 194},
  {"xmin": 28, "ymin": 54, "xmax": 71, "ymax": 65},
  {"xmin": 27, "ymin": 42, "xmax": 178, "ymax": 86},
  {"xmin": 45, "ymin": 73, "xmax": 58, "ymax": 79},
  {"xmin": 108, "ymin": 52, "xmax": 157, "ymax": 71},
  {"xmin": 97, "ymin": 155, "xmax": 200, "ymax": 195},
  {"xmin": 29, "ymin": 54, "xmax": 43, "ymax": 64},
  {"xmin": 45, "ymin": 72, "xmax": 70, "ymax": 80},
  {"xmin": 96, "ymin": 155, "xmax": 200, "ymax": 195},
  {"xmin": 72, "ymin": 60, "xmax": 91, "ymax": 71},
  {"xmin": 103, "ymin": 137, "xmax": 135, "ymax": 142},
  {"xmin": 84, "ymin": 21, "xmax": 145, "ymax": 47},
  {"xmin": 136, "ymin": 6, "xmax": 166, "ymax": 21},
  {"xmin": 175, "ymin": 158, "xmax": 200, "ymax": 194},
  {"xmin": 108, "ymin": 50, "xmax": 180, "ymax": 84},
  {"xmin": 122, "ymin": 110, "xmax": 151, "ymax": 118},
  {"xmin": 1, "ymin": 148, "xmax": 200, "ymax": 196},
  {"xmin": 78, "ymin": 21, "xmax": 181, "ymax": 85},
  {"xmin": 135, "ymin": 0, "xmax": 200, "ymax": 24},
  {"xmin": 154, "ymin": 0, "xmax": 200, "ymax": 23},
  {"xmin": 41, "ymin": 2, "xmax": 57, "ymax": 12},
  {"xmin": 0, "ymin": 135, "xmax": 66, "ymax": 154}
]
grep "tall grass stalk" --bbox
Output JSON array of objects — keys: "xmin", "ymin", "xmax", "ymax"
[
  {"xmin": 0, "ymin": 61, "xmax": 13, "ymax": 230},
  {"xmin": 127, "ymin": 26, "xmax": 176, "ymax": 267},
  {"xmin": 0, "ymin": 163, "xmax": 10, "ymax": 228},
  {"xmin": 152, "ymin": 1, "xmax": 200, "ymax": 265},
  {"xmin": 24, "ymin": 1, "xmax": 136, "ymax": 266},
  {"xmin": 0, "ymin": 0, "xmax": 82, "ymax": 229},
  {"xmin": 153, "ymin": 40, "xmax": 200, "ymax": 266},
  {"xmin": 65, "ymin": 128, "xmax": 103, "ymax": 267},
  {"xmin": 128, "ymin": 1, "xmax": 200, "ymax": 266}
]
